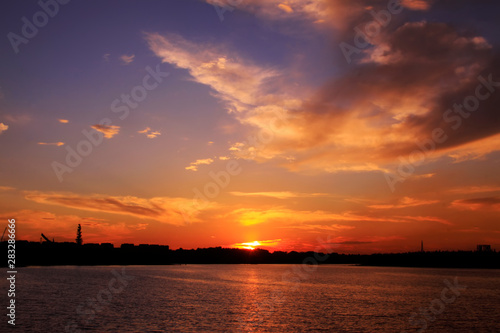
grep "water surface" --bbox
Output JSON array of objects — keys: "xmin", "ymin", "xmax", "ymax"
[{"xmin": 4, "ymin": 265, "xmax": 499, "ymax": 332}]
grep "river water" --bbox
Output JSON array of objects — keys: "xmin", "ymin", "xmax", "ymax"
[{"xmin": 3, "ymin": 265, "xmax": 499, "ymax": 332}]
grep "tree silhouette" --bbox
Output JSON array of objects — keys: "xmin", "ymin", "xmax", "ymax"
[{"xmin": 76, "ymin": 224, "xmax": 82, "ymax": 246}]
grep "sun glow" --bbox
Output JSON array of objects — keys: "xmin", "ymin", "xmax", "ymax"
[
  {"xmin": 238, "ymin": 241, "xmax": 261, "ymax": 250},
  {"xmin": 232, "ymin": 239, "xmax": 282, "ymax": 250}
]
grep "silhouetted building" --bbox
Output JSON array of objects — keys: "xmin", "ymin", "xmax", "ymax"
[
  {"xmin": 477, "ymin": 244, "xmax": 492, "ymax": 252},
  {"xmin": 76, "ymin": 224, "xmax": 82, "ymax": 246}
]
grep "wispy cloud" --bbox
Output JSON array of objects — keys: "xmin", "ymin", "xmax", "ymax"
[
  {"xmin": 284, "ymin": 224, "xmax": 355, "ymax": 232},
  {"xmin": 410, "ymin": 173, "xmax": 436, "ymax": 180},
  {"xmin": 451, "ymin": 197, "xmax": 500, "ymax": 211},
  {"xmin": 401, "ymin": 0, "xmax": 432, "ymax": 11},
  {"xmin": 23, "ymin": 191, "xmax": 209, "ymax": 225},
  {"xmin": 185, "ymin": 158, "xmax": 214, "ymax": 171},
  {"xmin": 395, "ymin": 215, "xmax": 452, "ymax": 226},
  {"xmin": 224, "ymin": 207, "xmax": 444, "ymax": 226},
  {"xmin": 153, "ymin": 7, "xmax": 500, "ymax": 175},
  {"xmin": 205, "ymin": 0, "xmax": 433, "ymax": 30},
  {"xmin": 145, "ymin": 32, "xmax": 280, "ymax": 113},
  {"xmin": 369, "ymin": 197, "xmax": 439, "ymax": 209},
  {"xmin": 138, "ymin": 127, "xmax": 161, "ymax": 138},
  {"xmin": 443, "ymin": 134, "xmax": 500, "ymax": 163},
  {"xmin": 146, "ymin": 131, "xmax": 161, "ymax": 138},
  {"xmin": 91, "ymin": 124, "xmax": 120, "ymax": 139},
  {"xmin": 0, "ymin": 123, "xmax": 8, "ymax": 134},
  {"xmin": 448, "ymin": 185, "xmax": 500, "ymax": 195},
  {"xmin": 333, "ymin": 240, "xmax": 373, "ymax": 245},
  {"xmin": 230, "ymin": 191, "xmax": 328, "ymax": 199},
  {"xmin": 120, "ymin": 54, "xmax": 135, "ymax": 65},
  {"xmin": 278, "ymin": 3, "xmax": 294, "ymax": 13},
  {"xmin": 37, "ymin": 142, "xmax": 64, "ymax": 146},
  {"xmin": 2, "ymin": 114, "xmax": 31, "ymax": 124},
  {"xmin": 0, "ymin": 186, "xmax": 15, "ymax": 191},
  {"xmin": 327, "ymin": 235, "xmax": 407, "ymax": 247},
  {"xmin": 58, "ymin": 119, "xmax": 69, "ymax": 124}
]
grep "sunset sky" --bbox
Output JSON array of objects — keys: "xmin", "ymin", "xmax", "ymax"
[{"xmin": 1, "ymin": 0, "xmax": 499, "ymax": 253}]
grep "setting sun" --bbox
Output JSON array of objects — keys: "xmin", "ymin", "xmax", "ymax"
[{"xmin": 239, "ymin": 241, "xmax": 261, "ymax": 250}]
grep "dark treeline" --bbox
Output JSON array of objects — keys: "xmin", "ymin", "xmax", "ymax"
[{"xmin": 2, "ymin": 240, "xmax": 499, "ymax": 268}]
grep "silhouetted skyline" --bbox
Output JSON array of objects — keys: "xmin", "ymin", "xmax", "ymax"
[
  {"xmin": 2, "ymin": 239, "xmax": 498, "ymax": 269},
  {"xmin": 1, "ymin": 0, "xmax": 499, "ymax": 254}
]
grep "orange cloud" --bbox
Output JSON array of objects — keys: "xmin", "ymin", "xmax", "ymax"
[
  {"xmin": 158, "ymin": 22, "xmax": 496, "ymax": 174},
  {"xmin": 448, "ymin": 185, "xmax": 500, "ymax": 195},
  {"xmin": 283, "ymin": 224, "xmax": 355, "ymax": 232},
  {"xmin": 185, "ymin": 158, "xmax": 214, "ymax": 171},
  {"xmin": 230, "ymin": 191, "xmax": 328, "ymax": 199},
  {"xmin": 120, "ymin": 54, "xmax": 135, "ymax": 64},
  {"xmin": 23, "ymin": 191, "xmax": 210, "ymax": 225},
  {"xmin": 401, "ymin": 0, "xmax": 432, "ymax": 11},
  {"xmin": 205, "ymin": 0, "xmax": 433, "ymax": 31},
  {"xmin": 58, "ymin": 119, "xmax": 69, "ymax": 123},
  {"xmin": 205, "ymin": 0, "xmax": 329, "ymax": 26},
  {"xmin": 148, "ymin": 13, "xmax": 500, "ymax": 177},
  {"xmin": 442, "ymin": 133, "xmax": 500, "ymax": 163},
  {"xmin": 0, "ymin": 123, "xmax": 8, "ymax": 134},
  {"xmin": 278, "ymin": 3, "xmax": 293, "ymax": 13},
  {"xmin": 91, "ymin": 124, "xmax": 120, "ymax": 139},
  {"xmin": 0, "ymin": 209, "xmax": 146, "ymax": 244},
  {"xmin": 146, "ymin": 131, "xmax": 161, "ymax": 138},
  {"xmin": 410, "ymin": 173, "xmax": 435, "ymax": 180},
  {"xmin": 0, "ymin": 186, "xmax": 15, "ymax": 191},
  {"xmin": 451, "ymin": 197, "xmax": 500, "ymax": 211},
  {"xmin": 37, "ymin": 142, "xmax": 64, "ymax": 146},
  {"xmin": 394, "ymin": 215, "xmax": 452, "ymax": 226},
  {"xmin": 145, "ymin": 32, "xmax": 281, "ymax": 113},
  {"xmin": 369, "ymin": 197, "xmax": 439, "ymax": 209},
  {"xmin": 138, "ymin": 127, "xmax": 161, "ymax": 138},
  {"xmin": 223, "ymin": 207, "xmax": 446, "ymax": 227}
]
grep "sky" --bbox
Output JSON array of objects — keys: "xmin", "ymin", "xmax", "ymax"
[{"xmin": 0, "ymin": 0, "xmax": 499, "ymax": 254}]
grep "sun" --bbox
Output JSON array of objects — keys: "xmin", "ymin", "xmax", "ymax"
[
  {"xmin": 232, "ymin": 239, "xmax": 282, "ymax": 250},
  {"xmin": 238, "ymin": 241, "xmax": 261, "ymax": 250}
]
